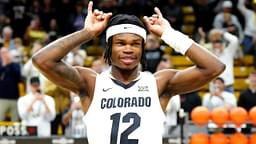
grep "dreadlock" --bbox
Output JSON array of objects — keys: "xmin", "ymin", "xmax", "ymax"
[{"xmin": 103, "ymin": 14, "xmax": 147, "ymax": 66}]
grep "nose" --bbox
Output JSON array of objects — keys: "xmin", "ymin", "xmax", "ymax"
[{"xmin": 123, "ymin": 44, "xmax": 134, "ymax": 53}]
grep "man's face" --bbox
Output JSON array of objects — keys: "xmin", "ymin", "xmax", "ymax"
[
  {"xmin": 31, "ymin": 83, "xmax": 40, "ymax": 93},
  {"xmin": 211, "ymin": 39, "xmax": 224, "ymax": 55},
  {"xmin": 0, "ymin": 48, "xmax": 11, "ymax": 62},
  {"xmin": 213, "ymin": 79, "xmax": 225, "ymax": 91},
  {"xmin": 111, "ymin": 33, "xmax": 143, "ymax": 70},
  {"xmin": 145, "ymin": 34, "xmax": 160, "ymax": 50},
  {"xmin": 249, "ymin": 74, "xmax": 256, "ymax": 88}
]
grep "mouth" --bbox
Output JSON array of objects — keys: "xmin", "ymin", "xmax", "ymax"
[{"xmin": 120, "ymin": 56, "xmax": 136, "ymax": 65}]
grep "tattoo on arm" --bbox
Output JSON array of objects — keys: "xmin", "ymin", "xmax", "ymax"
[
  {"xmin": 43, "ymin": 29, "xmax": 93, "ymax": 62},
  {"xmin": 52, "ymin": 61, "xmax": 82, "ymax": 92}
]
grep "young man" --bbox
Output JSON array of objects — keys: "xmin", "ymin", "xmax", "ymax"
[
  {"xmin": 32, "ymin": 1, "xmax": 225, "ymax": 144},
  {"xmin": 17, "ymin": 77, "xmax": 56, "ymax": 137}
]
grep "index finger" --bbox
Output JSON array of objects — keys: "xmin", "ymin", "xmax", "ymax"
[
  {"xmin": 154, "ymin": 7, "xmax": 163, "ymax": 18},
  {"xmin": 87, "ymin": 1, "xmax": 93, "ymax": 15}
]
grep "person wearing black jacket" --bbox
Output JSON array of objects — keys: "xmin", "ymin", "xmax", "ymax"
[{"xmin": 0, "ymin": 47, "xmax": 21, "ymax": 121}]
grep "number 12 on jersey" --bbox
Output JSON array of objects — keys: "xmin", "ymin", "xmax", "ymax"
[{"xmin": 110, "ymin": 112, "xmax": 141, "ymax": 144}]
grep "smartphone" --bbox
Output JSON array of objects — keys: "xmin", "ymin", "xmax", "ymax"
[{"xmin": 36, "ymin": 89, "xmax": 41, "ymax": 93}]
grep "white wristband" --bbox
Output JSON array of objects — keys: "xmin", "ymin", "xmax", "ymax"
[{"xmin": 161, "ymin": 28, "xmax": 194, "ymax": 55}]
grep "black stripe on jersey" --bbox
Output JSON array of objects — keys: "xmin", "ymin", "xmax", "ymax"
[{"xmin": 111, "ymin": 78, "xmax": 139, "ymax": 89}]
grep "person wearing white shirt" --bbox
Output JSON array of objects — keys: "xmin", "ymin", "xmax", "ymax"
[
  {"xmin": 237, "ymin": 0, "xmax": 256, "ymax": 55},
  {"xmin": 17, "ymin": 77, "xmax": 56, "ymax": 137},
  {"xmin": 199, "ymin": 29, "xmax": 240, "ymax": 93},
  {"xmin": 203, "ymin": 77, "xmax": 237, "ymax": 111},
  {"xmin": 213, "ymin": 1, "xmax": 243, "ymax": 41},
  {"xmin": 162, "ymin": 95, "xmax": 180, "ymax": 138},
  {"xmin": 203, "ymin": 77, "xmax": 237, "ymax": 133}
]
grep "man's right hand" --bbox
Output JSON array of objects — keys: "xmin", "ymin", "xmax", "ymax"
[{"xmin": 84, "ymin": 1, "xmax": 112, "ymax": 37}]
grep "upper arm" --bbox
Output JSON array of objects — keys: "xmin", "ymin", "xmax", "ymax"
[
  {"xmin": 170, "ymin": 67, "xmax": 213, "ymax": 94},
  {"xmin": 33, "ymin": 59, "xmax": 96, "ymax": 95},
  {"xmin": 156, "ymin": 66, "xmax": 214, "ymax": 96}
]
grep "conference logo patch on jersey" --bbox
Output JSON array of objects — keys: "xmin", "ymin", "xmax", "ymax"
[{"xmin": 138, "ymin": 86, "xmax": 149, "ymax": 92}]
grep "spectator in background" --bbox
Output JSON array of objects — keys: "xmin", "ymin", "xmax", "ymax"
[
  {"xmin": 213, "ymin": 0, "xmax": 243, "ymax": 41},
  {"xmin": 68, "ymin": 1, "xmax": 86, "ymax": 32},
  {"xmin": 45, "ymin": 18, "xmax": 59, "ymax": 44},
  {"xmin": 161, "ymin": 0, "xmax": 183, "ymax": 31},
  {"xmin": 23, "ymin": 16, "xmax": 47, "ymax": 47},
  {"xmin": 199, "ymin": 28, "xmax": 240, "ymax": 93},
  {"xmin": 202, "ymin": 77, "xmax": 237, "ymax": 111},
  {"xmin": 10, "ymin": 37, "xmax": 25, "ymax": 67},
  {"xmin": 180, "ymin": 91, "xmax": 201, "ymax": 120},
  {"xmin": 91, "ymin": 57, "xmax": 108, "ymax": 73},
  {"xmin": 192, "ymin": 0, "xmax": 221, "ymax": 33},
  {"xmin": 40, "ymin": 0, "xmax": 56, "ymax": 32},
  {"xmin": 156, "ymin": 54, "xmax": 172, "ymax": 72},
  {"xmin": 142, "ymin": 33, "xmax": 165, "ymax": 73},
  {"xmin": 62, "ymin": 95, "xmax": 87, "ymax": 138},
  {"xmin": 0, "ymin": 47, "xmax": 21, "ymax": 121},
  {"xmin": 238, "ymin": 71, "xmax": 256, "ymax": 111},
  {"xmin": 17, "ymin": 77, "xmax": 56, "ymax": 137},
  {"xmin": 1, "ymin": 26, "xmax": 15, "ymax": 50},
  {"xmin": 237, "ymin": 0, "xmax": 256, "ymax": 55},
  {"xmin": 27, "ymin": 0, "xmax": 42, "ymax": 20},
  {"xmin": 238, "ymin": 70, "xmax": 256, "ymax": 133},
  {"xmin": 8, "ymin": 0, "xmax": 29, "ymax": 38},
  {"xmin": 0, "ymin": 14, "xmax": 10, "ymax": 33},
  {"xmin": 65, "ymin": 46, "xmax": 87, "ymax": 67}
]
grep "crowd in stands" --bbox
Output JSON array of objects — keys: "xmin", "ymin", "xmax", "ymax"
[{"xmin": 1, "ymin": 0, "xmax": 256, "ymax": 138}]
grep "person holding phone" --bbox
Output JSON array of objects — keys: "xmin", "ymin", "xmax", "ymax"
[{"xmin": 17, "ymin": 77, "xmax": 56, "ymax": 137}]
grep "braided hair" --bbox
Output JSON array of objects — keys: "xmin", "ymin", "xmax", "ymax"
[{"xmin": 103, "ymin": 14, "xmax": 146, "ymax": 66}]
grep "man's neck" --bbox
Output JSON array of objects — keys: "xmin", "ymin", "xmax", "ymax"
[{"xmin": 110, "ymin": 66, "xmax": 140, "ymax": 84}]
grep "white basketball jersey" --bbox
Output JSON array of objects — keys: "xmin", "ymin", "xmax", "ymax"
[{"xmin": 83, "ymin": 70, "xmax": 165, "ymax": 144}]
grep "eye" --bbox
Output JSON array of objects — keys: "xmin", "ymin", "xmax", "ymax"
[
  {"xmin": 115, "ymin": 41, "xmax": 125, "ymax": 46},
  {"xmin": 132, "ymin": 42, "xmax": 141, "ymax": 47}
]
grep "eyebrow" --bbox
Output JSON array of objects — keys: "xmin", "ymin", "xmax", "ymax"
[{"xmin": 114, "ymin": 37, "xmax": 142, "ymax": 43}]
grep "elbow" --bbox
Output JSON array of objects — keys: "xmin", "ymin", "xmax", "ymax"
[
  {"xmin": 31, "ymin": 53, "xmax": 43, "ymax": 69},
  {"xmin": 211, "ymin": 62, "xmax": 226, "ymax": 78},
  {"xmin": 31, "ymin": 52, "xmax": 54, "ymax": 71}
]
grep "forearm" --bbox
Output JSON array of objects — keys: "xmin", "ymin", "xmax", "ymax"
[
  {"xmin": 43, "ymin": 100, "xmax": 56, "ymax": 121},
  {"xmin": 32, "ymin": 29, "xmax": 93, "ymax": 65},
  {"xmin": 223, "ymin": 32, "xmax": 239, "ymax": 54},
  {"xmin": 237, "ymin": 0, "xmax": 249, "ymax": 16},
  {"xmin": 42, "ymin": 99, "xmax": 52, "ymax": 113},
  {"xmin": 26, "ymin": 99, "xmax": 36, "ymax": 113},
  {"xmin": 186, "ymin": 44, "xmax": 225, "ymax": 77},
  {"xmin": 161, "ymin": 28, "xmax": 225, "ymax": 92}
]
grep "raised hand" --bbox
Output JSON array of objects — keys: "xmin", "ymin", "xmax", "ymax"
[
  {"xmin": 84, "ymin": 1, "xmax": 112, "ymax": 37},
  {"xmin": 143, "ymin": 7, "xmax": 171, "ymax": 37}
]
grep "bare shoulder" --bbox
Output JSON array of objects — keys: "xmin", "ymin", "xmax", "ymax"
[
  {"xmin": 154, "ymin": 69, "xmax": 178, "ymax": 96},
  {"xmin": 74, "ymin": 66, "xmax": 97, "ymax": 97}
]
